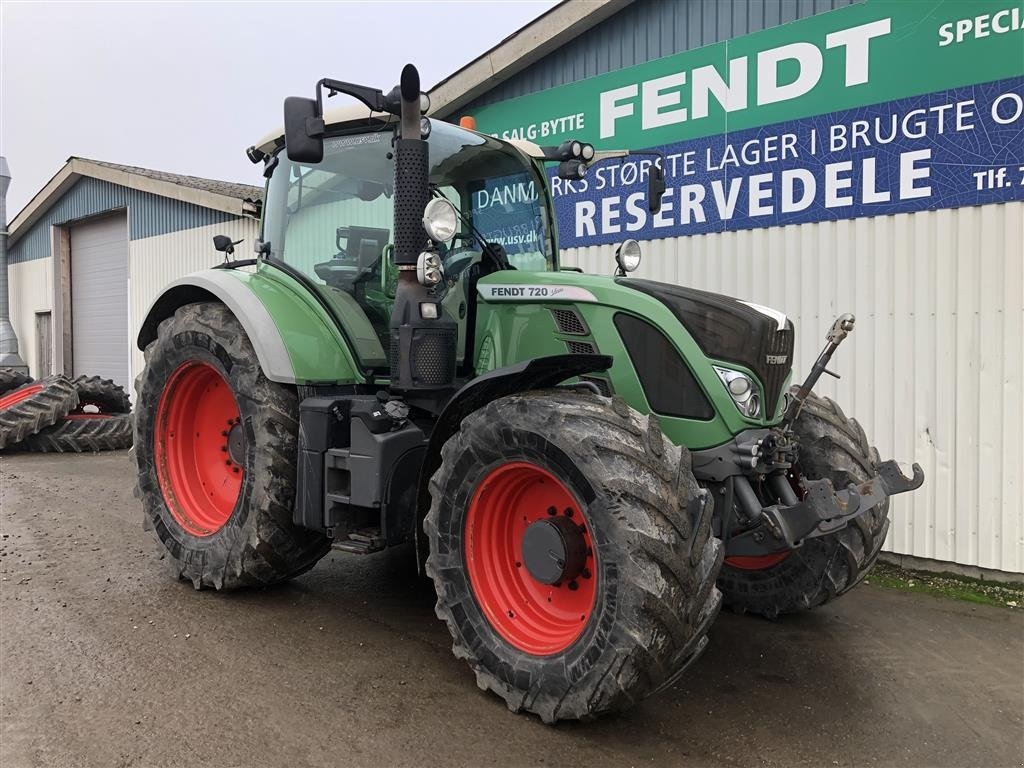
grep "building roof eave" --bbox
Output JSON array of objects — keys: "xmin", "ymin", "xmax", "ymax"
[
  {"xmin": 8, "ymin": 158, "xmax": 261, "ymax": 247},
  {"xmin": 427, "ymin": 0, "xmax": 633, "ymax": 120}
]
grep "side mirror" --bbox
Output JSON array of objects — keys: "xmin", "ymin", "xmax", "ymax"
[
  {"xmin": 647, "ymin": 164, "xmax": 666, "ymax": 213},
  {"xmin": 283, "ymin": 96, "xmax": 324, "ymax": 164},
  {"xmin": 213, "ymin": 235, "xmax": 243, "ymax": 255}
]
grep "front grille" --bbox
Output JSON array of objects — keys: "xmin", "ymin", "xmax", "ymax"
[
  {"xmin": 620, "ymin": 278, "xmax": 795, "ymax": 417},
  {"xmin": 566, "ymin": 340, "xmax": 596, "ymax": 355},
  {"xmin": 552, "ymin": 308, "xmax": 588, "ymax": 336},
  {"xmin": 762, "ymin": 328, "xmax": 794, "ymax": 416}
]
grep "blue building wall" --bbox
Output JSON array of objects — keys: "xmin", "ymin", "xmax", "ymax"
[
  {"xmin": 460, "ymin": 0, "xmax": 859, "ymax": 112},
  {"xmin": 9, "ymin": 176, "xmax": 240, "ymax": 264}
]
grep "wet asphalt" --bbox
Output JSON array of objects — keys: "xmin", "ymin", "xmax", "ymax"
[{"xmin": 1, "ymin": 451, "xmax": 1021, "ymax": 768}]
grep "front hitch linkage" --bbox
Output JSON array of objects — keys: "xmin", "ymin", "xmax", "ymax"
[
  {"xmin": 783, "ymin": 312, "xmax": 855, "ymax": 426},
  {"xmin": 760, "ymin": 460, "xmax": 925, "ymax": 549}
]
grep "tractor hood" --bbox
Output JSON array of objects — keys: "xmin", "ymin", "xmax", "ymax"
[{"xmin": 616, "ymin": 278, "xmax": 795, "ymax": 416}]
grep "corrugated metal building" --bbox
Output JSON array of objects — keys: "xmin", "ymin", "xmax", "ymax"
[
  {"xmin": 430, "ymin": 0, "xmax": 1023, "ymax": 575},
  {"xmin": 6, "ymin": 158, "xmax": 260, "ymax": 390}
]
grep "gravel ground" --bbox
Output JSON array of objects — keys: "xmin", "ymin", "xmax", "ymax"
[{"xmin": 1, "ymin": 451, "xmax": 1022, "ymax": 768}]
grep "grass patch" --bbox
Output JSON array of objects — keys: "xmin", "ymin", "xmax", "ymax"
[{"xmin": 865, "ymin": 562, "xmax": 1023, "ymax": 609}]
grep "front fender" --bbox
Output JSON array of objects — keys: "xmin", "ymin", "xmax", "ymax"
[{"xmin": 137, "ymin": 268, "xmax": 361, "ymax": 385}]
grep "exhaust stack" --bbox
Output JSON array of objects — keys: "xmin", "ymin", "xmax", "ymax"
[
  {"xmin": 388, "ymin": 64, "xmax": 457, "ymax": 403},
  {"xmin": 0, "ymin": 157, "xmax": 28, "ymax": 374}
]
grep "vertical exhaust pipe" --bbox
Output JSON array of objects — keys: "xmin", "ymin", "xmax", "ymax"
[
  {"xmin": 391, "ymin": 64, "xmax": 429, "ymax": 267},
  {"xmin": 388, "ymin": 64, "xmax": 457, "ymax": 402},
  {"xmin": 0, "ymin": 156, "xmax": 28, "ymax": 374}
]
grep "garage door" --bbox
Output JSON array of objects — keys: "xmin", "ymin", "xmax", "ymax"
[{"xmin": 71, "ymin": 213, "xmax": 129, "ymax": 389}]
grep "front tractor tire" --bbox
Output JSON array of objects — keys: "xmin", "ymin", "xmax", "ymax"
[
  {"xmin": 134, "ymin": 302, "xmax": 330, "ymax": 590},
  {"xmin": 425, "ymin": 390, "xmax": 723, "ymax": 723},
  {"xmin": 719, "ymin": 390, "xmax": 890, "ymax": 618}
]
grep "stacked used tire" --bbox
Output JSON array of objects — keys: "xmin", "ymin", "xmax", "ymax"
[{"xmin": 0, "ymin": 370, "xmax": 133, "ymax": 452}]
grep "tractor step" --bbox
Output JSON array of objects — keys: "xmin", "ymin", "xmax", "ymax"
[{"xmin": 330, "ymin": 528, "xmax": 386, "ymax": 555}]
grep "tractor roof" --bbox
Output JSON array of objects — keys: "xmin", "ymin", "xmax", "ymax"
[{"xmin": 253, "ymin": 103, "xmax": 545, "ymax": 162}]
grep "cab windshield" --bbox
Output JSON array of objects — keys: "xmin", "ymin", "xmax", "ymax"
[{"xmin": 261, "ymin": 121, "xmax": 554, "ymax": 368}]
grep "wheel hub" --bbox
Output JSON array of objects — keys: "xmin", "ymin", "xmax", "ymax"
[
  {"xmin": 521, "ymin": 516, "xmax": 587, "ymax": 585},
  {"xmin": 463, "ymin": 461, "xmax": 598, "ymax": 656},
  {"xmin": 226, "ymin": 421, "xmax": 245, "ymax": 465},
  {"xmin": 154, "ymin": 361, "xmax": 243, "ymax": 537}
]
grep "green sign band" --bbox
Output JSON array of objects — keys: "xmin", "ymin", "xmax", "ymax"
[{"xmin": 470, "ymin": 1, "xmax": 1024, "ymax": 150}]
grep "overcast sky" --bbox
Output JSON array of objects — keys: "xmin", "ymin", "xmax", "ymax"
[{"xmin": 0, "ymin": 0, "xmax": 559, "ymax": 215}]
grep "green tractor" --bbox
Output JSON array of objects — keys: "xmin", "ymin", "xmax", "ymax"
[{"xmin": 134, "ymin": 65, "xmax": 923, "ymax": 722}]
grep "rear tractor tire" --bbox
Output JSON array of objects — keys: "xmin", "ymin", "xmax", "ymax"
[
  {"xmin": 134, "ymin": 302, "xmax": 330, "ymax": 590},
  {"xmin": 425, "ymin": 390, "xmax": 723, "ymax": 723},
  {"xmin": 0, "ymin": 375, "xmax": 79, "ymax": 450},
  {"xmin": 21, "ymin": 375, "xmax": 135, "ymax": 453},
  {"xmin": 21, "ymin": 413, "xmax": 133, "ymax": 453},
  {"xmin": 718, "ymin": 389, "xmax": 890, "ymax": 618},
  {"xmin": 0, "ymin": 369, "xmax": 33, "ymax": 396},
  {"xmin": 71, "ymin": 375, "xmax": 132, "ymax": 415}
]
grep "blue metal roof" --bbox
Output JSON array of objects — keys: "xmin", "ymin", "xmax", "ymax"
[
  {"xmin": 460, "ymin": 0, "xmax": 860, "ymax": 112},
  {"xmin": 9, "ymin": 176, "xmax": 243, "ymax": 264}
]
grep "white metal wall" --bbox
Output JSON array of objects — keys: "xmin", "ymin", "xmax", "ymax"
[
  {"xmin": 7, "ymin": 256, "xmax": 54, "ymax": 378},
  {"xmin": 128, "ymin": 218, "xmax": 259, "ymax": 382},
  {"xmin": 564, "ymin": 202, "xmax": 1024, "ymax": 574}
]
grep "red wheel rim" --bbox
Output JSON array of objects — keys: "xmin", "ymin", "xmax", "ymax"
[
  {"xmin": 725, "ymin": 551, "xmax": 792, "ymax": 570},
  {"xmin": 464, "ymin": 462, "xmax": 597, "ymax": 656},
  {"xmin": 154, "ymin": 362, "xmax": 243, "ymax": 537},
  {"xmin": 0, "ymin": 383, "xmax": 44, "ymax": 410}
]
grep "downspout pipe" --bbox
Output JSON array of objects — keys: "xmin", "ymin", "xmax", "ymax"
[{"xmin": 0, "ymin": 156, "xmax": 29, "ymax": 374}]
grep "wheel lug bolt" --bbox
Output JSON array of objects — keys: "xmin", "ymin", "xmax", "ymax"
[
  {"xmin": 547, "ymin": 506, "xmax": 557, "ymax": 516},
  {"xmin": 225, "ymin": 460, "xmax": 231, "ymax": 466},
  {"xmin": 221, "ymin": 446, "xmax": 228, "ymax": 452},
  {"xmin": 568, "ymin": 580, "xmax": 579, "ymax": 591},
  {"xmin": 233, "ymin": 467, "xmax": 240, "ymax": 474},
  {"xmin": 564, "ymin": 508, "xmax": 573, "ymax": 517},
  {"xmin": 582, "ymin": 568, "xmax": 591, "ymax": 579},
  {"xmin": 221, "ymin": 431, "xmax": 229, "ymax": 437}
]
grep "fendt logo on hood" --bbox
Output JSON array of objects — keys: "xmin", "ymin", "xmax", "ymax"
[
  {"xmin": 479, "ymin": 285, "xmax": 599, "ymax": 302},
  {"xmin": 766, "ymin": 354, "xmax": 789, "ymax": 365}
]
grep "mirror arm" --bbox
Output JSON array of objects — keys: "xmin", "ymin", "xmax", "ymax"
[{"xmin": 316, "ymin": 78, "xmax": 397, "ymax": 117}]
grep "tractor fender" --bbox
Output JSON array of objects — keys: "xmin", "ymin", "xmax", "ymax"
[
  {"xmin": 414, "ymin": 354, "xmax": 612, "ymax": 562},
  {"xmin": 137, "ymin": 271, "xmax": 297, "ymax": 383}
]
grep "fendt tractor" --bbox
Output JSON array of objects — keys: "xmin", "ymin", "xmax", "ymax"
[{"xmin": 133, "ymin": 65, "xmax": 924, "ymax": 722}]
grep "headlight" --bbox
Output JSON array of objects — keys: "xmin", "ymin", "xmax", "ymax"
[
  {"xmin": 714, "ymin": 366, "xmax": 761, "ymax": 418},
  {"xmin": 615, "ymin": 239, "xmax": 642, "ymax": 273},
  {"xmin": 422, "ymin": 198, "xmax": 458, "ymax": 243}
]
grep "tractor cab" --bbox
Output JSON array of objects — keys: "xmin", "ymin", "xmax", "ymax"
[{"xmin": 257, "ymin": 110, "xmax": 557, "ymax": 371}]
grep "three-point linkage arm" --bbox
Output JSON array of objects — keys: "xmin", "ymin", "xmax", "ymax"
[{"xmin": 784, "ymin": 313, "xmax": 856, "ymax": 426}]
